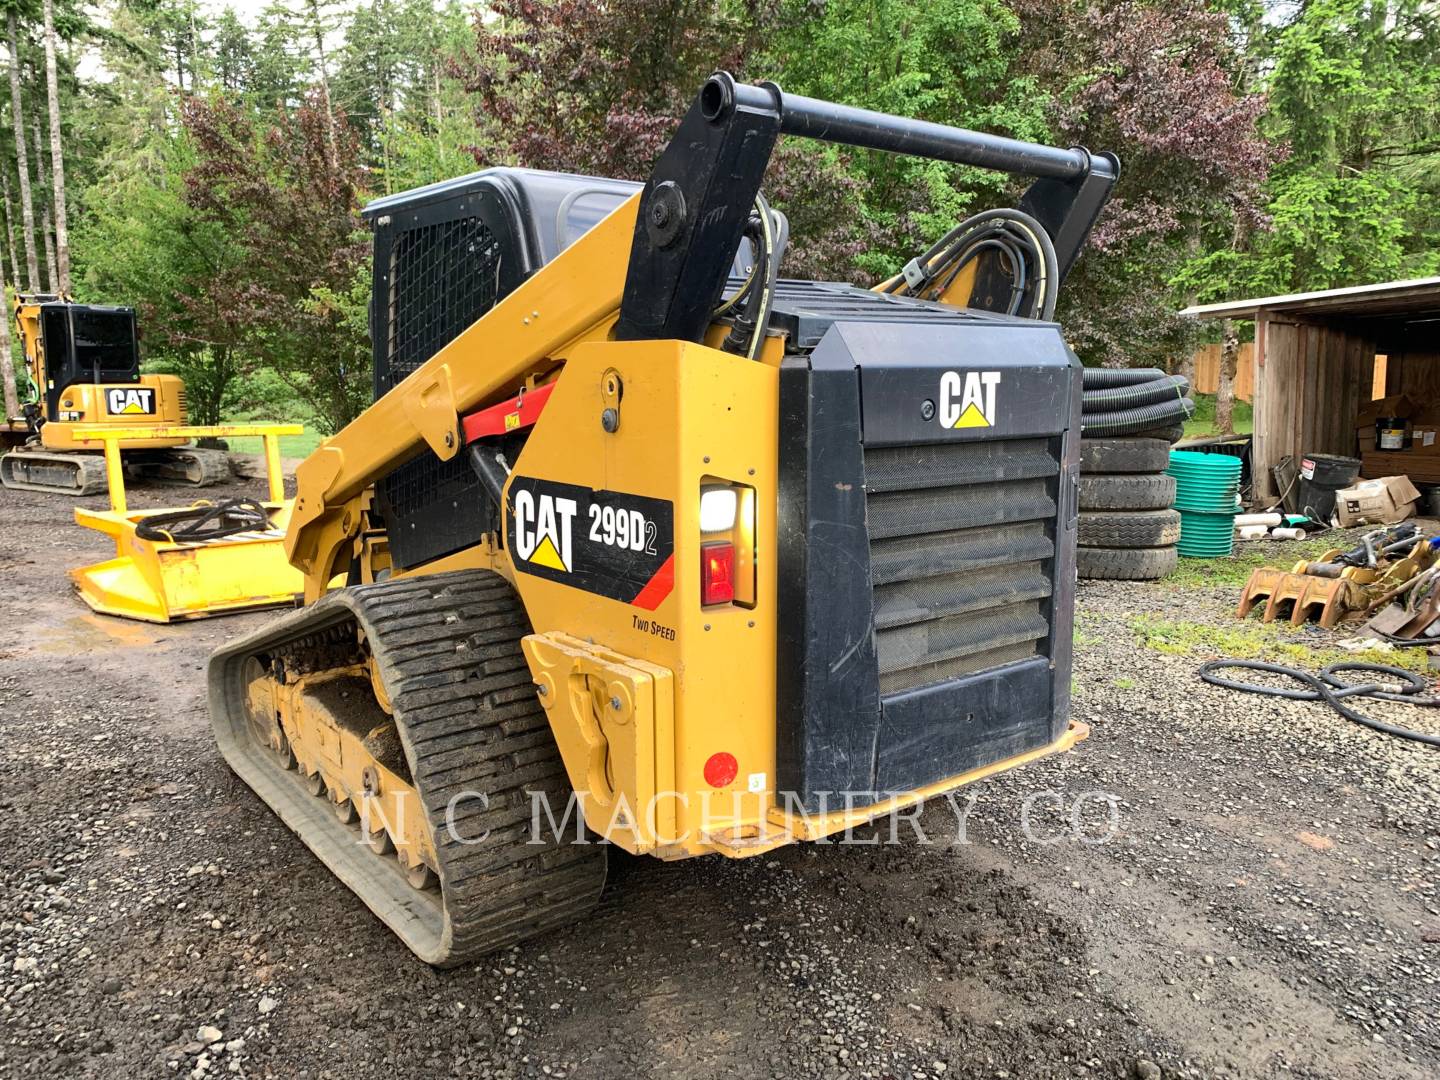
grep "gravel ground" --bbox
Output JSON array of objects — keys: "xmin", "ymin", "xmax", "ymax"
[{"xmin": 0, "ymin": 476, "xmax": 1436, "ymax": 1079}]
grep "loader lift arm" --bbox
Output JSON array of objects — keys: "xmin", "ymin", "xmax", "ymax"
[{"xmin": 285, "ymin": 71, "xmax": 1118, "ymax": 599}]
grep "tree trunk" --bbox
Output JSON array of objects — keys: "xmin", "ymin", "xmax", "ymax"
[
  {"xmin": 41, "ymin": 0, "xmax": 68, "ymax": 294},
  {"xmin": 2, "ymin": 175, "xmax": 20, "ymax": 289},
  {"xmin": 0, "ymin": 266, "xmax": 17, "ymax": 417},
  {"xmin": 40, "ymin": 205, "xmax": 55, "ymax": 291},
  {"xmin": 6, "ymin": 12, "xmax": 39, "ymax": 292},
  {"xmin": 307, "ymin": 0, "xmax": 338, "ymax": 167},
  {"xmin": 1216, "ymin": 318, "xmax": 1239, "ymax": 436},
  {"xmin": 1177, "ymin": 343, "xmax": 1198, "ymax": 388},
  {"xmin": 31, "ymin": 121, "xmax": 56, "ymax": 292}
]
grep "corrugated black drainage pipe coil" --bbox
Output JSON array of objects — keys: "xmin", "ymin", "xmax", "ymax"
[
  {"xmin": 1083, "ymin": 374, "xmax": 1191, "ymax": 410},
  {"xmin": 1081, "ymin": 367, "xmax": 1166, "ymax": 388},
  {"xmin": 1081, "ymin": 395, "xmax": 1195, "ymax": 437}
]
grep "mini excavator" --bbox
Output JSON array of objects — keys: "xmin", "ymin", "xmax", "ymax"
[
  {"xmin": 1, "ymin": 294, "xmax": 229, "ymax": 495},
  {"xmin": 208, "ymin": 74, "xmax": 1119, "ymax": 965}
]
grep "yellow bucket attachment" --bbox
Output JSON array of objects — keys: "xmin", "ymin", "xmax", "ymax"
[
  {"xmin": 67, "ymin": 422, "xmax": 307, "ymax": 623},
  {"xmin": 1236, "ymin": 568, "xmax": 1354, "ymax": 628},
  {"xmin": 71, "ymin": 502, "xmax": 304, "ymax": 623}
]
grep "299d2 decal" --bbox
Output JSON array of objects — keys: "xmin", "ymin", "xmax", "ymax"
[{"xmin": 507, "ymin": 476, "xmax": 675, "ymax": 609}]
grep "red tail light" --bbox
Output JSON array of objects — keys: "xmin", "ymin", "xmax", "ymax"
[{"xmin": 701, "ymin": 541, "xmax": 735, "ymax": 605}]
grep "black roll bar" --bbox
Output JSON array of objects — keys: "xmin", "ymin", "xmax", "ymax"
[
  {"xmin": 614, "ymin": 72, "xmax": 1119, "ymax": 344},
  {"xmin": 725, "ymin": 79, "xmax": 1110, "ymax": 184}
]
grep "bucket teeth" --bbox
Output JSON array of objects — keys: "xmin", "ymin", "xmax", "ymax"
[{"xmin": 1238, "ymin": 569, "xmax": 1351, "ymax": 628}]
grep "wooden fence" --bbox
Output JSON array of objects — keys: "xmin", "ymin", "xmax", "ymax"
[
  {"xmin": 1189, "ymin": 344, "xmax": 1388, "ymax": 402},
  {"xmin": 1191, "ymin": 342, "xmax": 1255, "ymax": 402}
]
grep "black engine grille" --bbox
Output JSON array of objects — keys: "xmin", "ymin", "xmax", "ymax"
[{"xmin": 866, "ymin": 437, "xmax": 1058, "ymax": 695}]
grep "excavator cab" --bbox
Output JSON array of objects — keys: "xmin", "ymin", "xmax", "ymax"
[{"xmin": 29, "ymin": 300, "xmax": 144, "ymax": 423}]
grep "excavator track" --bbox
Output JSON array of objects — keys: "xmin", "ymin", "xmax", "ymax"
[
  {"xmin": 137, "ymin": 446, "xmax": 232, "ymax": 486},
  {"xmin": 208, "ymin": 569, "xmax": 607, "ymax": 966},
  {"xmin": 0, "ymin": 450, "xmax": 109, "ymax": 496}
]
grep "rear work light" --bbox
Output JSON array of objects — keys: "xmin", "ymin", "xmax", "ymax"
[
  {"xmin": 699, "ymin": 485, "xmax": 739, "ymax": 533},
  {"xmin": 701, "ymin": 541, "xmax": 735, "ymax": 605}
]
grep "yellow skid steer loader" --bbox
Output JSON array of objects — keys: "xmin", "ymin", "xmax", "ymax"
[{"xmin": 208, "ymin": 74, "xmax": 1118, "ymax": 965}]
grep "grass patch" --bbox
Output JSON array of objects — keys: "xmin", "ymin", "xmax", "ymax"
[
  {"xmin": 1130, "ymin": 613, "xmax": 1432, "ymax": 673},
  {"xmin": 1183, "ymin": 392, "xmax": 1252, "ymax": 439},
  {"xmin": 1112, "ymin": 677, "xmax": 1136, "ymax": 689},
  {"xmin": 1161, "ymin": 535, "xmax": 1342, "ymax": 590},
  {"xmin": 218, "ymin": 421, "xmax": 324, "ymax": 460}
]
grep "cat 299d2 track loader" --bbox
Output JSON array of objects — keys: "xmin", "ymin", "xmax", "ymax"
[
  {"xmin": 1, "ymin": 294, "xmax": 229, "ymax": 496},
  {"xmin": 209, "ymin": 74, "xmax": 1118, "ymax": 966}
]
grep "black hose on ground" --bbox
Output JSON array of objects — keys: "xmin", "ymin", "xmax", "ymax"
[
  {"xmin": 1081, "ymin": 395, "xmax": 1195, "ymax": 436},
  {"xmin": 1083, "ymin": 374, "xmax": 1191, "ymax": 410},
  {"xmin": 1197, "ymin": 659, "xmax": 1440, "ymax": 747},
  {"xmin": 1081, "ymin": 367, "xmax": 1167, "ymax": 388},
  {"xmin": 135, "ymin": 498, "xmax": 273, "ymax": 544}
]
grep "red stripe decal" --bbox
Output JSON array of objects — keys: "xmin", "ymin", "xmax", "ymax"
[
  {"xmin": 461, "ymin": 382, "xmax": 556, "ymax": 442},
  {"xmin": 630, "ymin": 553, "xmax": 675, "ymax": 610}
]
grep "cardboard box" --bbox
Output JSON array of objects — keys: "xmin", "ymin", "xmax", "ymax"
[
  {"xmin": 1356, "ymin": 395, "xmax": 1416, "ymax": 429},
  {"xmin": 1334, "ymin": 475, "xmax": 1422, "ymax": 526}
]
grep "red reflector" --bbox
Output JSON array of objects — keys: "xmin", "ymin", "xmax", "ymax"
[
  {"xmin": 701, "ymin": 541, "xmax": 735, "ymax": 605},
  {"xmin": 703, "ymin": 752, "xmax": 739, "ymax": 788}
]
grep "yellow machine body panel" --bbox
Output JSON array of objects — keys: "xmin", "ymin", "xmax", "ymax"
[
  {"xmin": 37, "ymin": 376, "xmax": 189, "ymax": 450},
  {"xmin": 502, "ymin": 340, "xmax": 780, "ymax": 856},
  {"xmin": 496, "ymin": 339, "xmax": 1084, "ymax": 858}
]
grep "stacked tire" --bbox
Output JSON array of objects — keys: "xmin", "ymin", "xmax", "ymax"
[{"xmin": 1077, "ymin": 368, "xmax": 1194, "ymax": 582}]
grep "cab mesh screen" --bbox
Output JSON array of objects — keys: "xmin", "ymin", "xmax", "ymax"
[{"xmin": 376, "ymin": 214, "xmax": 505, "ymax": 567}]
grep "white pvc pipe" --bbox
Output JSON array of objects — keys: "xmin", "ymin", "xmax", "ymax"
[
  {"xmin": 1271, "ymin": 527, "xmax": 1308, "ymax": 541},
  {"xmin": 1237, "ymin": 525, "xmax": 1270, "ymax": 540},
  {"xmin": 1235, "ymin": 513, "xmax": 1283, "ymax": 528}
]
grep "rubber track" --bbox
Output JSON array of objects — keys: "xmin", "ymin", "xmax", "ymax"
[
  {"xmin": 209, "ymin": 569, "xmax": 606, "ymax": 966},
  {"xmin": 146, "ymin": 446, "xmax": 232, "ymax": 486},
  {"xmin": 1078, "ymin": 509, "xmax": 1181, "ymax": 549},
  {"xmin": 0, "ymin": 450, "xmax": 108, "ymax": 496}
]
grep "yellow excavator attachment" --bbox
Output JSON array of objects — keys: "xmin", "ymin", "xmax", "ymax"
[{"xmin": 1237, "ymin": 538, "xmax": 1435, "ymax": 628}]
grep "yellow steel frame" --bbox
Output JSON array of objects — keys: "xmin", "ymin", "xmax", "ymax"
[
  {"xmin": 70, "ymin": 423, "xmax": 298, "ymax": 513},
  {"xmin": 254, "ymin": 666, "xmax": 438, "ymax": 876},
  {"xmin": 69, "ymin": 423, "xmax": 309, "ymax": 623}
]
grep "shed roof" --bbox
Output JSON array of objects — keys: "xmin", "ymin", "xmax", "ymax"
[{"xmin": 1180, "ymin": 277, "xmax": 1440, "ymax": 321}]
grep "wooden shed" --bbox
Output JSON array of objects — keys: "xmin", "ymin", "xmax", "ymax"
[{"xmin": 1181, "ymin": 277, "xmax": 1440, "ymax": 501}]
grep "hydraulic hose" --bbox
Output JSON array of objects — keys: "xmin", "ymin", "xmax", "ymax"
[
  {"xmin": 1081, "ymin": 395, "xmax": 1195, "ymax": 436},
  {"xmin": 1083, "ymin": 374, "xmax": 1191, "ymax": 410},
  {"xmin": 135, "ymin": 498, "xmax": 273, "ymax": 544},
  {"xmin": 883, "ymin": 207, "xmax": 1059, "ymax": 320},
  {"xmin": 1198, "ymin": 660, "xmax": 1440, "ymax": 747},
  {"xmin": 1081, "ymin": 367, "xmax": 1167, "ymax": 388}
]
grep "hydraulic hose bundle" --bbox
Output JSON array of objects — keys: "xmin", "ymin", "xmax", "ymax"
[
  {"xmin": 880, "ymin": 207, "xmax": 1060, "ymax": 321},
  {"xmin": 1081, "ymin": 366, "xmax": 1195, "ymax": 438},
  {"xmin": 135, "ymin": 498, "xmax": 274, "ymax": 544},
  {"xmin": 1198, "ymin": 659, "xmax": 1440, "ymax": 747}
]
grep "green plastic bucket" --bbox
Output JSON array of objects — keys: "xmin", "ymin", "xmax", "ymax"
[
  {"xmin": 1168, "ymin": 451, "xmax": 1240, "ymax": 556},
  {"xmin": 1176, "ymin": 509, "xmax": 1237, "ymax": 557}
]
